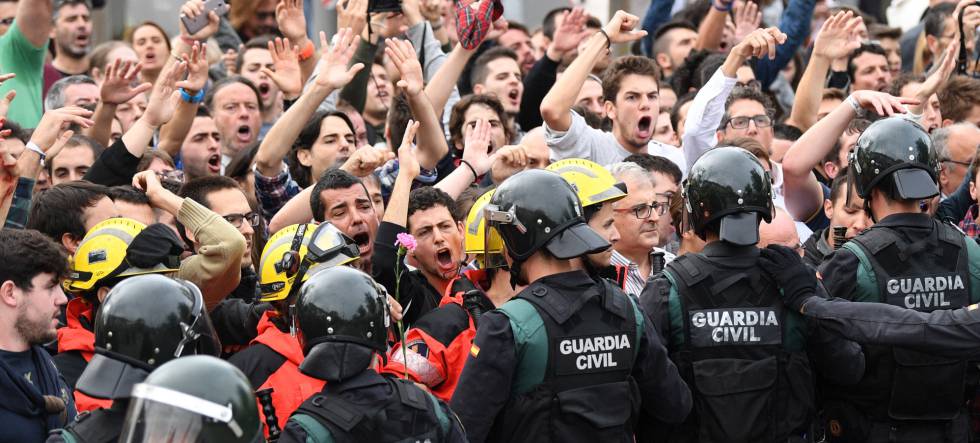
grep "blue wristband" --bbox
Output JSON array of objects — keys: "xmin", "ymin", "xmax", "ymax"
[
  {"xmin": 179, "ymin": 87, "xmax": 205, "ymax": 104},
  {"xmin": 712, "ymin": 0, "xmax": 733, "ymax": 11}
]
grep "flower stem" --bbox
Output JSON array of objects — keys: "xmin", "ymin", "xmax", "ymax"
[{"xmin": 395, "ymin": 246, "xmax": 409, "ymax": 380}]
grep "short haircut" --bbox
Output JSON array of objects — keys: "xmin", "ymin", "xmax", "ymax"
[
  {"xmin": 869, "ymin": 23, "xmax": 901, "ymax": 40},
  {"xmin": 225, "ymin": 142, "xmax": 260, "ymax": 181},
  {"xmin": 773, "ymin": 124, "xmax": 803, "ymax": 141},
  {"xmin": 2, "ymin": 120, "xmax": 29, "ymax": 144},
  {"xmin": 932, "ymin": 125, "xmax": 953, "ymax": 163},
  {"xmin": 178, "ymin": 175, "xmax": 242, "ymax": 210},
  {"xmin": 924, "ymin": 3, "xmax": 956, "ymax": 38},
  {"xmin": 606, "ymin": 162, "xmax": 653, "ymax": 188},
  {"xmin": 623, "ymin": 153, "xmax": 682, "ymax": 185},
  {"xmin": 696, "ymin": 53, "xmax": 730, "ymax": 88},
  {"xmin": 27, "ymin": 181, "xmax": 109, "ymax": 243},
  {"xmin": 652, "ymin": 20, "xmax": 696, "ymax": 57},
  {"xmin": 0, "ymin": 229, "xmax": 68, "ymax": 290},
  {"xmin": 205, "ymin": 75, "xmax": 264, "ymax": 113},
  {"xmin": 888, "ymin": 73, "xmax": 926, "ymax": 97},
  {"xmin": 470, "ymin": 46, "xmax": 519, "ymax": 87},
  {"xmin": 670, "ymin": 91, "xmax": 697, "ymax": 134},
  {"xmin": 386, "ymin": 93, "xmax": 414, "ymax": 150},
  {"xmin": 456, "ymin": 185, "xmax": 490, "ymax": 224},
  {"xmin": 310, "ymin": 168, "xmax": 368, "ymax": 223},
  {"xmin": 542, "ymin": 7, "xmax": 572, "ymax": 39},
  {"xmin": 46, "ymin": 134, "xmax": 104, "ymax": 177},
  {"xmin": 938, "ymin": 76, "xmax": 980, "ymax": 124},
  {"xmin": 503, "ymin": 21, "xmax": 529, "ymax": 36},
  {"xmin": 52, "ymin": 0, "xmax": 91, "ymax": 21},
  {"xmin": 601, "ymin": 56, "xmax": 660, "ymax": 103},
  {"xmin": 107, "ymin": 185, "xmax": 151, "ymax": 205},
  {"xmin": 668, "ymin": 48, "xmax": 713, "ymax": 94},
  {"xmin": 407, "ymin": 187, "xmax": 459, "ymax": 231},
  {"xmin": 44, "ymin": 75, "xmax": 97, "ymax": 111},
  {"xmin": 236, "ymin": 35, "xmax": 276, "ymax": 73},
  {"xmin": 822, "ymin": 141, "xmax": 844, "ymax": 166},
  {"xmin": 829, "ymin": 174, "xmax": 850, "ymax": 203},
  {"xmin": 448, "ymin": 94, "xmax": 513, "ymax": 149},
  {"xmin": 722, "ymin": 86, "xmax": 774, "ymax": 123},
  {"xmin": 971, "ymin": 139, "xmax": 980, "ymax": 179},
  {"xmin": 847, "ymin": 43, "xmax": 887, "ymax": 80},
  {"xmin": 821, "ymin": 88, "xmax": 848, "ymax": 102},
  {"xmin": 136, "ymin": 150, "xmax": 176, "ymax": 173},
  {"xmin": 288, "ymin": 110, "xmax": 355, "ymax": 188}
]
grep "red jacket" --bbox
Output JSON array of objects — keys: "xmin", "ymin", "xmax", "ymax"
[{"xmin": 56, "ymin": 298, "xmax": 112, "ymax": 412}]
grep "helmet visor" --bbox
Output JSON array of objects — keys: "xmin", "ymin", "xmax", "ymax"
[{"xmin": 120, "ymin": 383, "xmax": 257, "ymax": 443}]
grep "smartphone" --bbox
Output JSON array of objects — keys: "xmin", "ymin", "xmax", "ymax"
[
  {"xmin": 181, "ymin": 0, "xmax": 230, "ymax": 35},
  {"xmin": 368, "ymin": 0, "xmax": 402, "ymax": 13}
]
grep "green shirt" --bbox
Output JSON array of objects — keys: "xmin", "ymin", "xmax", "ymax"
[{"xmin": 0, "ymin": 21, "xmax": 48, "ymax": 127}]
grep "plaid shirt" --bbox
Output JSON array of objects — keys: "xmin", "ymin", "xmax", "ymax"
[
  {"xmin": 609, "ymin": 249, "xmax": 676, "ymax": 297},
  {"xmin": 454, "ymin": 0, "xmax": 503, "ymax": 50},
  {"xmin": 960, "ymin": 204, "xmax": 980, "ymax": 238},
  {"xmin": 3, "ymin": 177, "xmax": 35, "ymax": 230},
  {"xmin": 253, "ymin": 163, "xmax": 302, "ymax": 221},
  {"xmin": 378, "ymin": 158, "xmax": 439, "ymax": 202}
]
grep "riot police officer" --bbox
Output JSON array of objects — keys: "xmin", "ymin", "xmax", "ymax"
[
  {"xmin": 641, "ymin": 146, "xmax": 865, "ymax": 442},
  {"xmin": 118, "ymin": 355, "xmax": 263, "ymax": 442},
  {"xmin": 279, "ymin": 266, "xmax": 466, "ymax": 442},
  {"xmin": 47, "ymin": 275, "xmax": 220, "ymax": 443},
  {"xmin": 449, "ymin": 169, "xmax": 692, "ymax": 443},
  {"xmin": 796, "ymin": 116, "xmax": 980, "ymax": 442}
]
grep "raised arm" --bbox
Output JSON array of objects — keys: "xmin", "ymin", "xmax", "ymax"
[
  {"xmin": 785, "ymin": 11, "xmax": 862, "ymax": 131},
  {"xmin": 693, "ymin": 0, "xmax": 733, "ymax": 51},
  {"xmin": 436, "ymin": 119, "xmax": 494, "ymax": 199},
  {"xmin": 87, "ymin": 60, "xmax": 152, "ymax": 147},
  {"xmin": 424, "ymin": 43, "xmax": 477, "ymax": 116},
  {"xmin": 382, "ymin": 121, "xmax": 421, "ymax": 229},
  {"xmin": 254, "ymin": 29, "xmax": 364, "ymax": 178},
  {"xmin": 15, "ymin": 0, "xmax": 54, "ymax": 48},
  {"xmin": 121, "ymin": 61, "xmax": 188, "ymax": 158},
  {"xmin": 158, "ymin": 42, "xmax": 210, "ymax": 158},
  {"xmin": 540, "ymin": 10, "xmax": 647, "ymax": 132},
  {"xmin": 386, "ymin": 38, "xmax": 448, "ymax": 170},
  {"xmin": 276, "ymin": 0, "xmax": 317, "ymax": 84}
]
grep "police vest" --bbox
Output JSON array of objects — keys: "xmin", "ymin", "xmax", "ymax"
[
  {"xmin": 836, "ymin": 220, "xmax": 980, "ymax": 422},
  {"xmin": 59, "ymin": 407, "xmax": 125, "ymax": 443},
  {"xmin": 289, "ymin": 376, "xmax": 452, "ymax": 443},
  {"xmin": 488, "ymin": 279, "xmax": 642, "ymax": 443},
  {"xmin": 443, "ymin": 271, "xmax": 495, "ymax": 329},
  {"xmin": 664, "ymin": 253, "xmax": 813, "ymax": 443}
]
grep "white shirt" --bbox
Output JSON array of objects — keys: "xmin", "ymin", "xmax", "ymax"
[{"xmin": 681, "ymin": 69, "xmax": 737, "ymax": 167}]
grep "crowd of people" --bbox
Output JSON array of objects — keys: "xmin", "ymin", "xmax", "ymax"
[{"xmin": 1, "ymin": 0, "xmax": 980, "ymax": 441}]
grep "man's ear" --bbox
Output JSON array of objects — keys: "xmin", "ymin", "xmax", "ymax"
[
  {"xmin": 296, "ymin": 148, "xmax": 313, "ymax": 167},
  {"xmin": 473, "ymin": 84, "xmax": 485, "ymax": 95},
  {"xmin": 97, "ymin": 286, "xmax": 111, "ymax": 303},
  {"xmin": 654, "ymin": 53, "xmax": 672, "ymax": 72},
  {"xmin": 823, "ymin": 162, "xmax": 840, "ymax": 180},
  {"xmin": 823, "ymin": 198, "xmax": 835, "ymax": 220},
  {"xmin": 604, "ymin": 100, "xmax": 616, "ymax": 122},
  {"xmin": 970, "ymin": 180, "xmax": 977, "ymax": 202},
  {"xmin": 0, "ymin": 281, "xmax": 18, "ymax": 308}
]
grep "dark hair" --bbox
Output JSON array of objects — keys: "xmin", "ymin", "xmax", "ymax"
[
  {"xmin": 386, "ymin": 93, "xmax": 414, "ymax": 150},
  {"xmin": 601, "ymin": 56, "xmax": 660, "ymax": 103},
  {"xmin": 719, "ymin": 137, "xmax": 770, "ymax": 169},
  {"xmin": 47, "ymin": 134, "xmax": 105, "ymax": 177},
  {"xmin": 448, "ymin": 94, "xmax": 513, "ymax": 150},
  {"xmin": 225, "ymin": 141, "xmax": 260, "ymax": 182},
  {"xmin": 236, "ymin": 35, "xmax": 276, "ymax": 73},
  {"xmin": 938, "ymin": 76, "xmax": 980, "ymax": 124},
  {"xmin": 310, "ymin": 168, "xmax": 368, "ymax": 223},
  {"xmin": 125, "ymin": 21, "xmax": 172, "ymax": 52},
  {"xmin": 0, "ymin": 229, "xmax": 68, "ymax": 289},
  {"xmin": 196, "ymin": 106, "xmax": 212, "ymax": 118},
  {"xmin": 571, "ymin": 104, "xmax": 606, "ymax": 130},
  {"xmin": 652, "ymin": 20, "xmax": 696, "ymax": 57},
  {"xmin": 407, "ymin": 187, "xmax": 459, "ymax": 231},
  {"xmin": 136, "ymin": 150, "xmax": 176, "ymax": 173},
  {"xmin": 673, "ymin": 0, "xmax": 712, "ymax": 28},
  {"xmin": 722, "ymin": 86, "xmax": 774, "ymax": 124},
  {"xmin": 287, "ymin": 110, "xmax": 356, "ymax": 188},
  {"xmin": 847, "ymin": 43, "xmax": 887, "ymax": 81},
  {"xmin": 456, "ymin": 185, "xmax": 490, "ymax": 224},
  {"xmin": 670, "ymin": 91, "xmax": 697, "ymax": 134},
  {"xmin": 178, "ymin": 175, "xmax": 242, "ymax": 210},
  {"xmin": 52, "ymin": 0, "xmax": 91, "ymax": 20},
  {"xmin": 107, "ymin": 185, "xmax": 150, "ymax": 205},
  {"xmin": 829, "ymin": 174, "xmax": 850, "ymax": 203},
  {"xmin": 773, "ymin": 124, "xmax": 803, "ymax": 141},
  {"xmin": 503, "ymin": 21, "xmax": 529, "ymax": 36},
  {"xmin": 888, "ymin": 72, "xmax": 926, "ymax": 97},
  {"xmin": 542, "ymin": 7, "xmax": 573, "ymax": 39},
  {"xmin": 924, "ymin": 3, "xmax": 957, "ymax": 38},
  {"xmin": 470, "ymin": 46, "xmax": 519, "ymax": 87},
  {"xmin": 822, "ymin": 141, "xmax": 844, "ymax": 167},
  {"xmin": 27, "ymin": 181, "xmax": 109, "ymax": 244},
  {"xmin": 669, "ymin": 48, "xmax": 713, "ymax": 94},
  {"xmin": 821, "ymin": 88, "xmax": 848, "ymax": 102},
  {"xmin": 869, "ymin": 23, "xmax": 902, "ymax": 40},
  {"xmin": 2, "ymin": 120, "xmax": 28, "ymax": 144},
  {"xmin": 623, "ymin": 154, "xmax": 682, "ymax": 185},
  {"xmin": 205, "ymin": 75, "xmax": 264, "ymax": 113}
]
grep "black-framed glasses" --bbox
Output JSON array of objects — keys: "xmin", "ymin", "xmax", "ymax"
[
  {"xmin": 735, "ymin": 79, "xmax": 761, "ymax": 90},
  {"xmin": 942, "ymin": 158, "xmax": 971, "ymax": 168},
  {"xmin": 726, "ymin": 115, "xmax": 773, "ymax": 129},
  {"xmin": 613, "ymin": 201, "xmax": 668, "ymax": 219},
  {"xmin": 222, "ymin": 212, "xmax": 261, "ymax": 229}
]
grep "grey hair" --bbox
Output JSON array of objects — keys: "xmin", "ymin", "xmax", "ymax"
[
  {"xmin": 606, "ymin": 161, "xmax": 656, "ymax": 188},
  {"xmin": 44, "ymin": 75, "xmax": 96, "ymax": 111},
  {"xmin": 52, "ymin": 0, "xmax": 92, "ymax": 22}
]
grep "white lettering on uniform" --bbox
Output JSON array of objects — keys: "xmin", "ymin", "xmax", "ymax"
[
  {"xmin": 886, "ymin": 276, "xmax": 964, "ymax": 308},
  {"xmin": 559, "ymin": 334, "xmax": 631, "ymax": 371}
]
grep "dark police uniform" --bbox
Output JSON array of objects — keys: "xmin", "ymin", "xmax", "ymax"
[
  {"xmin": 47, "ymin": 404, "xmax": 126, "ymax": 443},
  {"xmin": 449, "ymin": 169, "xmax": 692, "ymax": 443}
]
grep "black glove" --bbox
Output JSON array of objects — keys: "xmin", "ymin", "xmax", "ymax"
[
  {"xmin": 126, "ymin": 224, "xmax": 185, "ymax": 269},
  {"xmin": 758, "ymin": 245, "xmax": 817, "ymax": 313}
]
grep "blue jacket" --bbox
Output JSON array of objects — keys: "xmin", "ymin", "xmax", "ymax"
[{"xmin": 0, "ymin": 346, "xmax": 76, "ymax": 443}]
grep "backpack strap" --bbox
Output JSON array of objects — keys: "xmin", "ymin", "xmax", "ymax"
[
  {"xmin": 295, "ymin": 393, "xmax": 364, "ymax": 433},
  {"xmin": 391, "ymin": 378, "xmax": 428, "ymax": 410},
  {"xmin": 290, "ymin": 413, "xmax": 335, "ymax": 443}
]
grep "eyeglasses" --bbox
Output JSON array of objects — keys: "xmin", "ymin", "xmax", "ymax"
[
  {"xmin": 735, "ymin": 80, "xmax": 761, "ymax": 90},
  {"xmin": 942, "ymin": 158, "xmax": 971, "ymax": 168},
  {"xmin": 726, "ymin": 115, "xmax": 773, "ymax": 129},
  {"xmin": 613, "ymin": 202, "xmax": 668, "ymax": 219},
  {"xmin": 222, "ymin": 212, "xmax": 261, "ymax": 229}
]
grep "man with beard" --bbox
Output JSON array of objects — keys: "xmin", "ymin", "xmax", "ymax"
[
  {"xmin": 541, "ymin": 11, "xmax": 663, "ymax": 166},
  {"xmin": 847, "ymin": 43, "xmax": 892, "ymax": 92},
  {"xmin": 46, "ymin": 0, "xmax": 91, "ymax": 83},
  {"xmin": 204, "ymin": 76, "xmax": 263, "ymax": 169},
  {"xmin": 310, "ymin": 168, "xmax": 379, "ymax": 271},
  {"xmin": 180, "ymin": 108, "xmax": 223, "ymax": 181},
  {"xmin": 0, "ymin": 229, "xmax": 74, "ymax": 443}
]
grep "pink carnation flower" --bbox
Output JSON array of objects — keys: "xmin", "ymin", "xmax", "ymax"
[{"xmin": 395, "ymin": 232, "xmax": 417, "ymax": 252}]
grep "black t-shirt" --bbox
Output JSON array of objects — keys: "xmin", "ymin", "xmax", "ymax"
[{"xmin": 0, "ymin": 348, "xmax": 39, "ymax": 388}]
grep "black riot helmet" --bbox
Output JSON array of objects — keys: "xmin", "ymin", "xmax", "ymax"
[
  {"xmin": 486, "ymin": 169, "xmax": 610, "ymax": 262},
  {"xmin": 293, "ymin": 266, "xmax": 390, "ymax": 383},
  {"xmin": 76, "ymin": 274, "xmax": 220, "ymax": 401},
  {"xmin": 120, "ymin": 356, "xmax": 262, "ymax": 443},
  {"xmin": 848, "ymin": 116, "xmax": 939, "ymax": 202},
  {"xmin": 684, "ymin": 146, "xmax": 774, "ymax": 246}
]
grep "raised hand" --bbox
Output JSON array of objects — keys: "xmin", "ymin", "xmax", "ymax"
[
  {"xmin": 179, "ymin": 0, "xmax": 221, "ymax": 41},
  {"xmin": 490, "ymin": 144, "xmax": 530, "ymax": 184},
  {"xmin": 385, "ymin": 38, "xmax": 424, "ymax": 97},
  {"xmin": 176, "ymin": 41, "xmax": 209, "ymax": 93},
  {"xmin": 144, "ymin": 60, "xmax": 188, "ymax": 127},
  {"xmin": 915, "ymin": 39, "xmax": 958, "ymax": 102},
  {"xmin": 732, "ymin": 0, "xmax": 762, "ymax": 44},
  {"xmin": 602, "ymin": 10, "xmax": 647, "ymax": 45},
  {"xmin": 812, "ymin": 10, "xmax": 863, "ymax": 61},
  {"xmin": 420, "ymin": 0, "xmax": 442, "ymax": 22},
  {"xmin": 337, "ymin": 0, "xmax": 368, "ymax": 38},
  {"xmin": 223, "ymin": 46, "xmax": 240, "ymax": 76},
  {"xmin": 550, "ymin": 7, "xmax": 589, "ymax": 56},
  {"xmin": 100, "ymin": 60, "xmax": 152, "ymax": 105},
  {"xmin": 0, "ymin": 137, "xmax": 19, "ymax": 192},
  {"xmin": 0, "ymin": 89, "xmax": 15, "ymax": 122},
  {"xmin": 30, "ymin": 107, "xmax": 94, "ymax": 150},
  {"xmin": 262, "ymin": 37, "xmax": 303, "ymax": 98},
  {"xmin": 342, "ymin": 146, "xmax": 395, "ymax": 177},
  {"xmin": 397, "ymin": 120, "xmax": 421, "ymax": 181},
  {"xmin": 402, "ymin": 0, "xmax": 425, "ymax": 26},
  {"xmin": 315, "ymin": 29, "xmax": 365, "ymax": 91},
  {"xmin": 850, "ymin": 90, "xmax": 918, "ymax": 116},
  {"xmin": 461, "ymin": 119, "xmax": 493, "ymax": 175},
  {"xmin": 732, "ymin": 27, "xmax": 787, "ymax": 60},
  {"xmin": 276, "ymin": 0, "xmax": 308, "ymax": 42}
]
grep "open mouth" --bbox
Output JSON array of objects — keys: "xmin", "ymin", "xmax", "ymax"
[
  {"xmin": 236, "ymin": 125, "xmax": 252, "ymax": 143},
  {"xmin": 258, "ymin": 83, "xmax": 271, "ymax": 97},
  {"xmin": 508, "ymin": 89, "xmax": 519, "ymax": 101},
  {"xmin": 352, "ymin": 232, "xmax": 371, "ymax": 248},
  {"xmin": 436, "ymin": 248, "xmax": 453, "ymax": 267},
  {"xmin": 207, "ymin": 154, "xmax": 221, "ymax": 173},
  {"xmin": 637, "ymin": 115, "xmax": 652, "ymax": 139}
]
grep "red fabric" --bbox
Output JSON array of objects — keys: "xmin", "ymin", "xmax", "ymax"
[{"xmin": 57, "ymin": 298, "xmax": 112, "ymax": 411}]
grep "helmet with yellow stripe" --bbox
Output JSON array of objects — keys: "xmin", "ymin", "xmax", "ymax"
[
  {"xmin": 546, "ymin": 159, "xmax": 627, "ymax": 210},
  {"xmin": 464, "ymin": 189, "xmax": 506, "ymax": 269},
  {"xmin": 258, "ymin": 222, "xmax": 360, "ymax": 302},
  {"xmin": 65, "ymin": 218, "xmax": 181, "ymax": 294}
]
